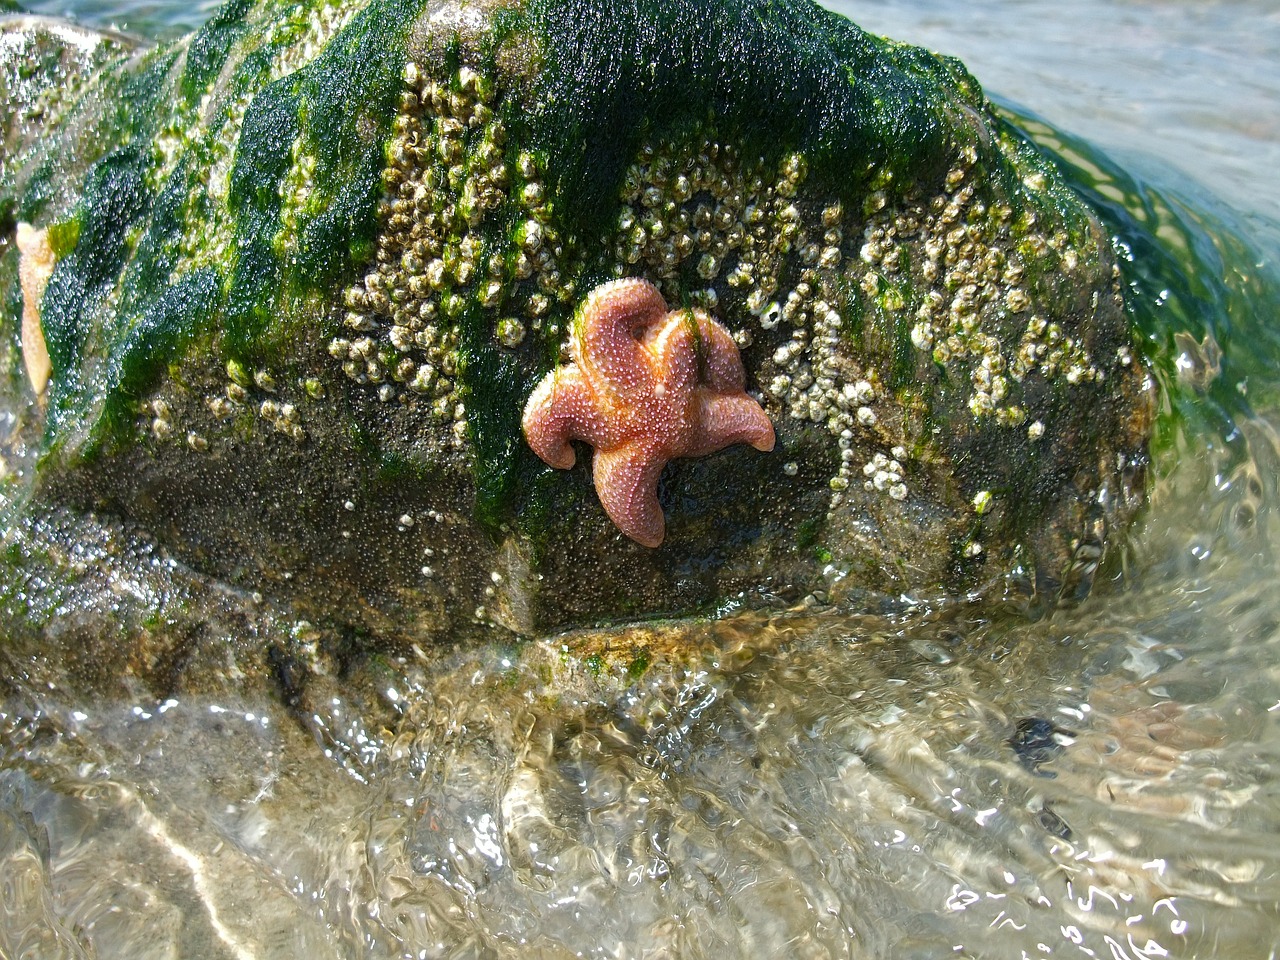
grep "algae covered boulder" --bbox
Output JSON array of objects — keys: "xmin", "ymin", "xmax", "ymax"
[{"xmin": 0, "ymin": 0, "xmax": 1153, "ymax": 648}]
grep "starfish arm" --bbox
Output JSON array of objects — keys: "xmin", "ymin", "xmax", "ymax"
[
  {"xmin": 647, "ymin": 309, "xmax": 745, "ymax": 395},
  {"xmin": 642, "ymin": 310, "xmax": 699, "ymax": 397},
  {"xmin": 15, "ymin": 223, "xmax": 54, "ymax": 396},
  {"xmin": 575, "ymin": 278, "xmax": 668, "ymax": 401},
  {"xmin": 522, "ymin": 366, "xmax": 605, "ymax": 469},
  {"xmin": 693, "ymin": 312, "xmax": 746, "ymax": 393},
  {"xmin": 592, "ymin": 443, "xmax": 670, "ymax": 548},
  {"xmin": 687, "ymin": 389, "xmax": 776, "ymax": 458}
]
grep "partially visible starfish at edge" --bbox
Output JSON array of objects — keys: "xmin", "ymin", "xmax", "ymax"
[{"xmin": 522, "ymin": 277, "xmax": 775, "ymax": 547}]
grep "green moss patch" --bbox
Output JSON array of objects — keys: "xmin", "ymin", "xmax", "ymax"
[{"xmin": 510, "ymin": 0, "xmax": 982, "ymax": 240}]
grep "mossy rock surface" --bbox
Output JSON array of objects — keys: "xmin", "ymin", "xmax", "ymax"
[{"xmin": 0, "ymin": 0, "xmax": 1153, "ymax": 653}]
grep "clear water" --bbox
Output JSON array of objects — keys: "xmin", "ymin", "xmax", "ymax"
[
  {"xmin": 17, "ymin": 0, "xmax": 220, "ymax": 38},
  {"xmin": 3, "ymin": 2, "xmax": 1280, "ymax": 958}
]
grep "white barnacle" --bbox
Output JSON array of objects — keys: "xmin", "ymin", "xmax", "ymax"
[
  {"xmin": 481, "ymin": 280, "xmax": 503, "ymax": 308},
  {"xmin": 425, "ymin": 258, "xmax": 447, "ymax": 289},
  {"xmin": 410, "ymin": 364, "xmax": 436, "ymax": 394},
  {"xmin": 1006, "ymin": 288, "xmax": 1031, "ymax": 313},
  {"xmin": 389, "ymin": 325, "xmax": 414, "ymax": 352},
  {"xmin": 497, "ymin": 317, "xmax": 526, "ymax": 348},
  {"xmin": 969, "ymin": 392, "xmax": 995, "ymax": 418},
  {"xmin": 526, "ymin": 293, "xmax": 549, "ymax": 318}
]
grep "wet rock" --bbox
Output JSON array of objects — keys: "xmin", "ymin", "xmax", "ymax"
[
  {"xmin": 0, "ymin": 0, "xmax": 1154, "ymax": 664},
  {"xmin": 1008, "ymin": 716, "xmax": 1072, "ymax": 775}
]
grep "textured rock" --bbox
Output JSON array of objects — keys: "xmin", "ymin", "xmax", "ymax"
[{"xmin": 0, "ymin": 0, "xmax": 1154, "ymax": 653}]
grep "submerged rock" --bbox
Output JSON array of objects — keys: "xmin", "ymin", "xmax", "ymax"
[{"xmin": 0, "ymin": 0, "xmax": 1153, "ymax": 667}]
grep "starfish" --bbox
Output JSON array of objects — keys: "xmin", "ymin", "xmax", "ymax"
[
  {"xmin": 15, "ymin": 222, "xmax": 54, "ymax": 397},
  {"xmin": 522, "ymin": 278, "xmax": 775, "ymax": 547}
]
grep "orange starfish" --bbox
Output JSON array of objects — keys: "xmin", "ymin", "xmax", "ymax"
[{"xmin": 522, "ymin": 278, "xmax": 775, "ymax": 547}]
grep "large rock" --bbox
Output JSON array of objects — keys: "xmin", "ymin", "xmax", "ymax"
[{"xmin": 0, "ymin": 0, "xmax": 1153, "ymax": 652}]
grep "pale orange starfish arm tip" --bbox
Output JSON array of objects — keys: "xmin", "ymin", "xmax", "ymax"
[
  {"xmin": 574, "ymin": 277, "xmax": 667, "ymax": 399},
  {"xmin": 688, "ymin": 391, "xmax": 776, "ymax": 458},
  {"xmin": 593, "ymin": 444, "xmax": 668, "ymax": 548},
  {"xmin": 522, "ymin": 366, "xmax": 602, "ymax": 470},
  {"xmin": 15, "ymin": 222, "xmax": 54, "ymax": 397},
  {"xmin": 649, "ymin": 308, "xmax": 746, "ymax": 394}
]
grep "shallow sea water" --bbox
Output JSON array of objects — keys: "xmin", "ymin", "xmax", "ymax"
[{"xmin": 2, "ymin": 1, "xmax": 1280, "ymax": 958}]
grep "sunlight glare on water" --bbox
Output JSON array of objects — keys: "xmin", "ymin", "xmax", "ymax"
[
  {"xmin": 828, "ymin": 0, "xmax": 1280, "ymax": 232},
  {"xmin": 2, "ymin": 1, "xmax": 1280, "ymax": 958},
  {"xmin": 19, "ymin": 0, "xmax": 221, "ymax": 38}
]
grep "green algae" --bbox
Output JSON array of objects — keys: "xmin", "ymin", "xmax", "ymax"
[
  {"xmin": 19, "ymin": 36, "xmax": 184, "ymax": 449},
  {"xmin": 42, "ymin": 145, "xmax": 155, "ymax": 439},
  {"xmin": 459, "ymin": 297, "xmax": 545, "ymax": 527},
  {"xmin": 0, "ymin": 251, "xmax": 18, "ymax": 385},
  {"xmin": 104, "ymin": 267, "xmax": 221, "ymax": 433},
  {"xmin": 512, "ymin": 0, "xmax": 979, "ymax": 241},
  {"xmin": 25, "ymin": 0, "xmax": 428, "ymax": 451},
  {"xmin": 291, "ymin": 0, "xmax": 422, "ymax": 283},
  {"xmin": 180, "ymin": 0, "xmax": 256, "ymax": 107},
  {"xmin": 9, "ymin": 39, "xmax": 161, "ymax": 225},
  {"xmin": 626, "ymin": 649, "xmax": 650, "ymax": 681},
  {"xmin": 221, "ymin": 0, "xmax": 423, "ymax": 358},
  {"xmin": 225, "ymin": 76, "xmax": 301, "ymax": 357}
]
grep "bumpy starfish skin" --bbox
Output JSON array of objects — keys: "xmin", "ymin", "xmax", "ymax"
[{"xmin": 523, "ymin": 278, "xmax": 775, "ymax": 547}]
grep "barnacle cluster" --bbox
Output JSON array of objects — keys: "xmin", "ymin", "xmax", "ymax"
[
  {"xmin": 610, "ymin": 139, "xmax": 809, "ymax": 315},
  {"xmin": 884, "ymin": 150, "xmax": 1103, "ymax": 429},
  {"xmin": 608, "ymin": 151, "xmax": 904, "ymax": 510},
  {"xmin": 748, "ymin": 143, "xmax": 1115, "ymax": 514},
  {"xmin": 603, "ymin": 128, "xmax": 1109, "ymax": 516},
  {"xmin": 142, "ymin": 357, "xmax": 318, "ymax": 451},
  {"xmin": 332, "ymin": 61, "xmax": 581, "ymax": 454},
  {"xmin": 606, "ymin": 135, "xmax": 900, "ymax": 508}
]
